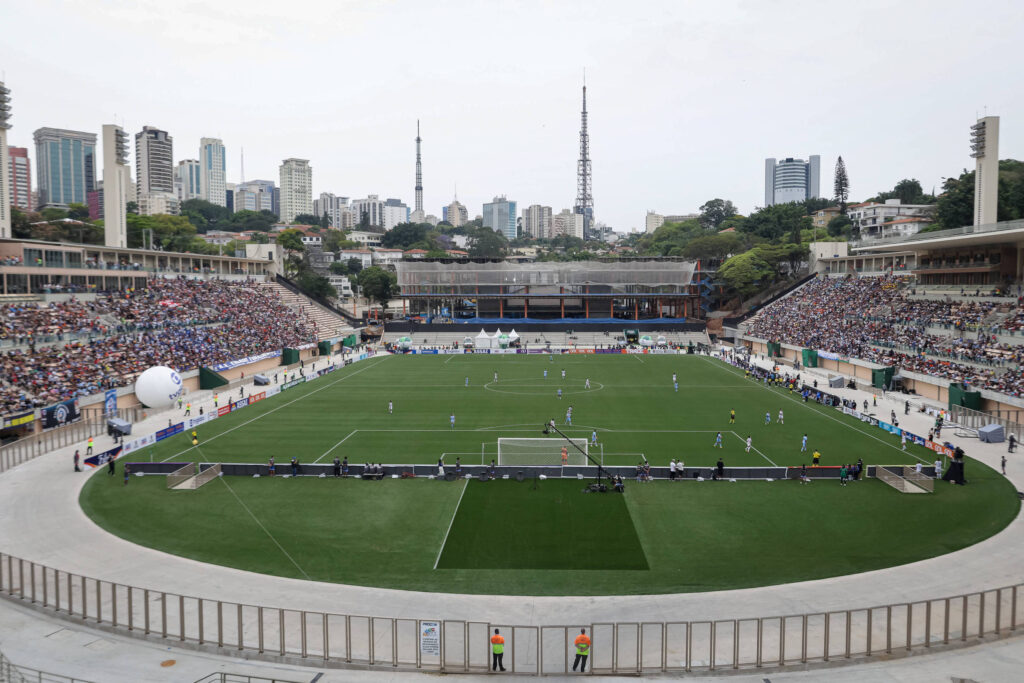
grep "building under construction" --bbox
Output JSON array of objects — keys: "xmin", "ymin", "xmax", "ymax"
[{"xmin": 395, "ymin": 259, "xmax": 705, "ymax": 321}]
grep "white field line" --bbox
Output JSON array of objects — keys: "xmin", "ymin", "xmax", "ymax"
[
  {"xmin": 161, "ymin": 357, "xmax": 389, "ymax": 462},
  {"xmin": 313, "ymin": 430, "xmax": 358, "ymax": 463},
  {"xmin": 632, "ymin": 354, "xmax": 645, "ymax": 363},
  {"xmin": 434, "ymin": 478, "xmax": 469, "ymax": 570},
  {"xmin": 700, "ymin": 356, "xmax": 931, "ymax": 464},
  {"xmin": 730, "ymin": 430, "xmax": 778, "ymax": 467},
  {"xmin": 215, "ymin": 467, "xmax": 312, "ymax": 580}
]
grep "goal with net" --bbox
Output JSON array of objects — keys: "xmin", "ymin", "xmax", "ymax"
[{"xmin": 496, "ymin": 438, "xmax": 591, "ymax": 466}]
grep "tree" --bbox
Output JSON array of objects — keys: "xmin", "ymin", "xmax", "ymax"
[
  {"xmin": 827, "ymin": 215, "xmax": 853, "ymax": 237},
  {"xmin": 381, "ymin": 222, "xmax": 428, "ymax": 250},
  {"xmin": 833, "ymin": 156, "xmax": 850, "ymax": 214},
  {"xmin": 347, "ymin": 257, "xmax": 364, "ymax": 276},
  {"xmin": 329, "ymin": 261, "xmax": 349, "ymax": 276},
  {"xmin": 356, "ymin": 266, "xmax": 398, "ymax": 308},
  {"xmin": 297, "ymin": 270, "xmax": 337, "ymax": 299},
  {"xmin": 698, "ymin": 199, "xmax": 737, "ymax": 231},
  {"xmin": 228, "ymin": 209, "xmax": 277, "ymax": 232},
  {"xmin": 802, "ymin": 197, "xmax": 833, "ymax": 214},
  {"xmin": 10, "ymin": 208, "xmax": 31, "ymax": 239},
  {"xmin": 67, "ymin": 203, "xmax": 91, "ymax": 221},
  {"xmin": 718, "ymin": 250, "xmax": 774, "ymax": 297},
  {"xmin": 740, "ymin": 203, "xmax": 810, "ymax": 241},
  {"xmin": 321, "ymin": 212, "xmax": 330, "ymax": 228},
  {"xmin": 126, "ymin": 201, "xmax": 138, "ymax": 215},
  {"xmin": 935, "ymin": 171, "xmax": 974, "ymax": 229},
  {"xmin": 181, "ymin": 199, "xmax": 231, "ymax": 233},
  {"xmin": 275, "ymin": 228, "xmax": 306, "ymax": 252},
  {"xmin": 467, "ymin": 226, "xmax": 508, "ymax": 258},
  {"xmin": 681, "ymin": 233, "xmax": 742, "ymax": 261},
  {"xmin": 293, "ymin": 213, "xmax": 321, "ymax": 226},
  {"xmin": 40, "ymin": 207, "xmax": 68, "ymax": 222}
]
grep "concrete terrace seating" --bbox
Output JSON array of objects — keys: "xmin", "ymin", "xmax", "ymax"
[{"xmin": 259, "ymin": 282, "xmax": 354, "ymax": 342}]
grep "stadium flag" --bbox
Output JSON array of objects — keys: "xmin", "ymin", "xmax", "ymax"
[
  {"xmin": 2, "ymin": 410, "xmax": 34, "ymax": 429},
  {"xmin": 85, "ymin": 445, "xmax": 122, "ymax": 468},
  {"xmin": 104, "ymin": 389, "xmax": 118, "ymax": 417},
  {"xmin": 41, "ymin": 398, "xmax": 81, "ymax": 430}
]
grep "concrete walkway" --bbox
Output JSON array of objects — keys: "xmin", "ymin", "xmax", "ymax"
[{"xmin": 0, "ymin": 350, "xmax": 1021, "ymax": 678}]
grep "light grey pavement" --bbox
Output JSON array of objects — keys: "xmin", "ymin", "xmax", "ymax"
[{"xmin": 0, "ymin": 349, "xmax": 1022, "ymax": 679}]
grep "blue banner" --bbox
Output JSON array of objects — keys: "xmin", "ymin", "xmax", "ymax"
[
  {"xmin": 104, "ymin": 389, "xmax": 118, "ymax": 417},
  {"xmin": 41, "ymin": 398, "xmax": 81, "ymax": 430},
  {"xmin": 155, "ymin": 422, "xmax": 184, "ymax": 442},
  {"xmin": 85, "ymin": 445, "xmax": 122, "ymax": 468}
]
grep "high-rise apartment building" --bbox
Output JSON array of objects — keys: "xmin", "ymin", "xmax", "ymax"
[
  {"xmin": 279, "ymin": 158, "xmax": 312, "ymax": 223},
  {"xmin": 482, "ymin": 196, "xmax": 517, "ymax": 240},
  {"xmin": 764, "ymin": 156, "xmax": 820, "ymax": 206},
  {"xmin": 174, "ymin": 159, "xmax": 201, "ymax": 202},
  {"xmin": 135, "ymin": 126, "xmax": 173, "ymax": 195},
  {"xmin": 383, "ymin": 198, "xmax": 409, "ymax": 230},
  {"xmin": 445, "ymin": 197, "xmax": 468, "ymax": 227},
  {"xmin": 33, "ymin": 127, "xmax": 97, "ymax": 209},
  {"xmin": 552, "ymin": 209, "xmax": 584, "ymax": 239},
  {"xmin": 522, "ymin": 204, "xmax": 552, "ymax": 239},
  {"xmin": 199, "ymin": 137, "xmax": 226, "ymax": 207},
  {"xmin": 7, "ymin": 147, "xmax": 31, "ymax": 210},
  {"xmin": 313, "ymin": 192, "xmax": 351, "ymax": 229},
  {"xmin": 645, "ymin": 211, "xmax": 665, "ymax": 234},
  {"xmin": 350, "ymin": 195, "xmax": 384, "ymax": 228},
  {"xmin": 970, "ymin": 116, "xmax": 999, "ymax": 226}
]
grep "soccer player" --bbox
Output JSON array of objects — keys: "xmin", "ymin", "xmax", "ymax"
[
  {"xmin": 561, "ymin": 369, "xmax": 566, "ymax": 379},
  {"xmin": 839, "ymin": 464, "xmax": 848, "ymax": 486},
  {"xmin": 901, "ymin": 432, "xmax": 907, "ymax": 450},
  {"xmin": 672, "ymin": 373, "xmax": 677, "ymax": 384},
  {"xmin": 465, "ymin": 376, "xmax": 469, "ymax": 387},
  {"xmin": 565, "ymin": 408, "xmax": 572, "ymax": 425},
  {"xmin": 450, "ymin": 413, "xmax": 456, "ymax": 429},
  {"xmin": 745, "ymin": 436, "xmax": 752, "ymax": 453},
  {"xmin": 674, "ymin": 381, "xmax": 678, "ymax": 392},
  {"xmin": 801, "ymin": 434, "xmax": 808, "ymax": 452},
  {"xmin": 812, "ymin": 449, "xmax": 821, "ymax": 466},
  {"xmin": 778, "ymin": 409, "xmax": 784, "ymax": 425},
  {"xmin": 494, "ymin": 372, "xmax": 498, "ymax": 382},
  {"xmin": 729, "ymin": 409, "xmax": 735, "ymax": 424},
  {"xmin": 561, "ymin": 446, "xmax": 568, "ymax": 466},
  {"xmin": 388, "ymin": 400, "xmax": 393, "ymax": 414},
  {"xmin": 591, "ymin": 430, "xmax": 598, "ymax": 447},
  {"xmin": 713, "ymin": 432, "xmax": 723, "ymax": 449},
  {"xmin": 544, "ymin": 369, "xmax": 548, "ymax": 379},
  {"xmin": 557, "ymin": 388, "xmax": 563, "ymax": 400},
  {"xmin": 799, "ymin": 464, "xmax": 810, "ymax": 484},
  {"xmin": 764, "ymin": 411, "xmax": 771, "ymax": 425},
  {"xmin": 585, "ymin": 378, "xmax": 591, "ymax": 389}
]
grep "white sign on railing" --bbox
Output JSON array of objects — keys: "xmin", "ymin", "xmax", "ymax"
[{"xmin": 420, "ymin": 621, "xmax": 441, "ymax": 657}]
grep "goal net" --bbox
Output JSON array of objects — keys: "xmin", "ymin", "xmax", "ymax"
[{"xmin": 497, "ymin": 438, "xmax": 589, "ymax": 466}]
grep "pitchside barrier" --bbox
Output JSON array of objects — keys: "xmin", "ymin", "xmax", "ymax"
[
  {"xmin": 1, "ymin": 549, "xmax": 1024, "ymax": 675},
  {"xmin": 128, "ymin": 462, "xmax": 936, "ymax": 482}
]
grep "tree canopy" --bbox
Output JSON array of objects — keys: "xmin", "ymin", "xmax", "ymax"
[
  {"xmin": 275, "ymin": 229, "xmax": 305, "ymax": 252},
  {"xmin": 357, "ymin": 266, "xmax": 398, "ymax": 308},
  {"xmin": 698, "ymin": 198, "xmax": 738, "ymax": 231}
]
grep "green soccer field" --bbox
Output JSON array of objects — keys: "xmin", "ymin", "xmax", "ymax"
[{"xmin": 79, "ymin": 354, "xmax": 1021, "ymax": 595}]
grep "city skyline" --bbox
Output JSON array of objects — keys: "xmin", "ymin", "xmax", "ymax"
[{"xmin": 1, "ymin": 1, "xmax": 1023, "ymax": 231}]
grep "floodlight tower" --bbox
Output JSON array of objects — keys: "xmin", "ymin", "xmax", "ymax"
[
  {"xmin": 0, "ymin": 81, "xmax": 12, "ymax": 239},
  {"xmin": 970, "ymin": 116, "xmax": 999, "ymax": 226}
]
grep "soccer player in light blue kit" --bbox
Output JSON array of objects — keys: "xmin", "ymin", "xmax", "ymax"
[
  {"xmin": 465, "ymin": 376, "xmax": 469, "ymax": 387},
  {"xmin": 591, "ymin": 430, "xmax": 598, "ymax": 446},
  {"xmin": 565, "ymin": 409, "xmax": 572, "ymax": 425},
  {"xmin": 557, "ymin": 388, "xmax": 562, "ymax": 400},
  {"xmin": 450, "ymin": 413, "xmax": 456, "ymax": 429},
  {"xmin": 764, "ymin": 411, "xmax": 771, "ymax": 425},
  {"xmin": 674, "ymin": 381, "xmax": 678, "ymax": 392},
  {"xmin": 713, "ymin": 432, "xmax": 723, "ymax": 449},
  {"xmin": 801, "ymin": 434, "xmax": 808, "ymax": 452}
]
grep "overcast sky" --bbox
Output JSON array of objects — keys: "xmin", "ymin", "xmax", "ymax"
[{"xmin": 2, "ymin": 0, "xmax": 1021, "ymax": 231}]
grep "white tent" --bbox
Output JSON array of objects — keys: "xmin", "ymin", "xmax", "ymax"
[
  {"xmin": 508, "ymin": 329, "xmax": 520, "ymax": 341},
  {"xmin": 475, "ymin": 329, "xmax": 492, "ymax": 349}
]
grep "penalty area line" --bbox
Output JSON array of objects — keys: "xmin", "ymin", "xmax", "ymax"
[
  {"xmin": 730, "ymin": 431, "xmax": 778, "ymax": 467},
  {"xmin": 313, "ymin": 430, "xmax": 358, "ymax": 463},
  {"xmin": 434, "ymin": 478, "xmax": 469, "ymax": 570}
]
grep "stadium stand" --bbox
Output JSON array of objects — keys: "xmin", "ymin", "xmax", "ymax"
[
  {"xmin": 260, "ymin": 281, "xmax": 354, "ymax": 341},
  {"xmin": 0, "ymin": 277, "xmax": 319, "ymax": 415},
  {"xmin": 745, "ymin": 275, "xmax": 1024, "ymax": 397}
]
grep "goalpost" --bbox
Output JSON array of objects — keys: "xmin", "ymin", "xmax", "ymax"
[{"xmin": 497, "ymin": 437, "xmax": 591, "ymax": 466}]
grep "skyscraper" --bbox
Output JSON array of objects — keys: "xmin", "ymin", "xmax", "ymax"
[
  {"xmin": 574, "ymin": 80, "xmax": 594, "ymax": 239},
  {"xmin": 351, "ymin": 195, "xmax": 384, "ymax": 228},
  {"xmin": 410, "ymin": 120, "xmax": 425, "ymax": 223},
  {"xmin": 279, "ymin": 158, "xmax": 312, "ymax": 223},
  {"xmin": 0, "ymin": 82, "xmax": 10, "ymax": 238},
  {"xmin": 238, "ymin": 180, "xmax": 276, "ymax": 214},
  {"xmin": 483, "ymin": 196, "xmax": 517, "ymax": 240},
  {"xmin": 313, "ymin": 192, "xmax": 351, "ymax": 228},
  {"xmin": 383, "ymin": 198, "xmax": 409, "ymax": 230},
  {"xmin": 445, "ymin": 196, "xmax": 468, "ymax": 227},
  {"xmin": 135, "ymin": 126, "xmax": 173, "ymax": 195},
  {"xmin": 200, "ymin": 137, "xmax": 226, "ymax": 207},
  {"xmin": 7, "ymin": 147, "xmax": 31, "ymax": 211},
  {"xmin": 970, "ymin": 116, "xmax": 999, "ymax": 226},
  {"xmin": 174, "ymin": 159, "xmax": 201, "ymax": 202},
  {"xmin": 522, "ymin": 204, "xmax": 552, "ymax": 238},
  {"xmin": 33, "ymin": 127, "xmax": 97, "ymax": 209},
  {"xmin": 764, "ymin": 156, "xmax": 820, "ymax": 206}
]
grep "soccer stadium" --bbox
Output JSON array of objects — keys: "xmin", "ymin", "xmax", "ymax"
[{"xmin": 4, "ymin": 5, "xmax": 1024, "ymax": 681}]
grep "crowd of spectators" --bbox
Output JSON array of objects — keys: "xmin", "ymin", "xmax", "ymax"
[
  {"xmin": 747, "ymin": 275, "xmax": 1024, "ymax": 398},
  {"xmin": 0, "ymin": 278, "xmax": 318, "ymax": 415}
]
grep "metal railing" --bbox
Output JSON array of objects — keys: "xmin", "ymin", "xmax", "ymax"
[
  {"xmin": 192, "ymin": 674, "xmax": 307, "ymax": 683},
  {"xmin": 0, "ymin": 407, "xmax": 141, "ymax": 474},
  {"xmin": 0, "ymin": 649, "xmax": 95, "ymax": 683},
  {"xmin": 851, "ymin": 218, "xmax": 1024, "ymax": 249},
  {"xmin": 949, "ymin": 404, "xmax": 1024, "ymax": 441},
  {"xmin": 0, "ymin": 550, "xmax": 1021, "ymax": 675}
]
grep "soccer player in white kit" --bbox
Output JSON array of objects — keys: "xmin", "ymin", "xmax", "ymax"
[
  {"xmin": 672, "ymin": 373, "xmax": 677, "ymax": 384},
  {"xmin": 561, "ymin": 369, "xmax": 566, "ymax": 379},
  {"xmin": 778, "ymin": 410, "xmax": 784, "ymax": 425},
  {"xmin": 801, "ymin": 434, "xmax": 808, "ymax": 452},
  {"xmin": 494, "ymin": 372, "xmax": 498, "ymax": 382},
  {"xmin": 544, "ymin": 369, "xmax": 548, "ymax": 379},
  {"xmin": 901, "ymin": 432, "xmax": 907, "ymax": 450},
  {"xmin": 745, "ymin": 436, "xmax": 752, "ymax": 453},
  {"xmin": 585, "ymin": 378, "xmax": 591, "ymax": 389},
  {"xmin": 388, "ymin": 400, "xmax": 393, "ymax": 414}
]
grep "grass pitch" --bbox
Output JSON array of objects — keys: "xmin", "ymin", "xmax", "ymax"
[{"xmin": 79, "ymin": 354, "xmax": 1021, "ymax": 595}]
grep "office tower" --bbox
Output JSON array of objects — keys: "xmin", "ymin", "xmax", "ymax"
[
  {"xmin": 33, "ymin": 127, "xmax": 97, "ymax": 209},
  {"xmin": 174, "ymin": 159, "xmax": 201, "ymax": 202},
  {"xmin": 351, "ymin": 195, "xmax": 384, "ymax": 228},
  {"xmin": 200, "ymin": 137, "xmax": 226, "ymax": 206},
  {"xmin": 383, "ymin": 197, "xmax": 409, "ymax": 230},
  {"xmin": 522, "ymin": 204, "xmax": 552, "ymax": 238},
  {"xmin": 764, "ymin": 156, "xmax": 820, "ymax": 206},
  {"xmin": 483, "ymin": 196, "xmax": 517, "ymax": 240},
  {"xmin": 135, "ymin": 126, "xmax": 173, "ymax": 194},
  {"xmin": 445, "ymin": 196, "xmax": 468, "ymax": 227},
  {"xmin": 238, "ymin": 180, "xmax": 277, "ymax": 214}
]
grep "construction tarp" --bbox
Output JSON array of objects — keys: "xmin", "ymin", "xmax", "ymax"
[{"xmin": 802, "ymin": 348, "xmax": 818, "ymax": 368}]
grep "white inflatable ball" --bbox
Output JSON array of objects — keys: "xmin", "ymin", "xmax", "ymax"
[{"xmin": 134, "ymin": 366, "xmax": 184, "ymax": 409}]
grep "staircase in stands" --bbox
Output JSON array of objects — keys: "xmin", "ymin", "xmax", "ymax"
[{"xmin": 260, "ymin": 281, "xmax": 354, "ymax": 341}]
